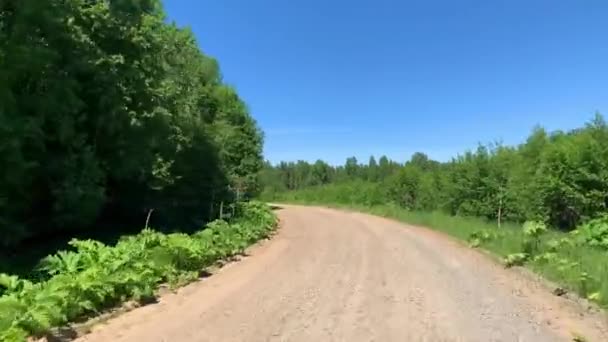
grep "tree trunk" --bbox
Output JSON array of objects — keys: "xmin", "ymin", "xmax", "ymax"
[{"xmin": 497, "ymin": 197, "xmax": 502, "ymax": 228}]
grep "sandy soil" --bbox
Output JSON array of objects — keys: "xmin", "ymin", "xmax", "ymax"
[{"xmin": 76, "ymin": 205, "xmax": 608, "ymax": 342}]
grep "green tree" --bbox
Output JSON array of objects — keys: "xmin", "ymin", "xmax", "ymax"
[
  {"xmin": 311, "ymin": 160, "xmax": 331, "ymax": 186},
  {"xmin": 345, "ymin": 157, "xmax": 359, "ymax": 178},
  {"xmin": 0, "ymin": 0, "xmax": 264, "ymax": 246},
  {"xmin": 260, "ymin": 114, "xmax": 608, "ymax": 232},
  {"xmin": 367, "ymin": 156, "xmax": 379, "ymax": 181}
]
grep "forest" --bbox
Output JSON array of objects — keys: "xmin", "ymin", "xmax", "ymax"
[
  {"xmin": 261, "ymin": 114, "xmax": 608, "ymax": 230},
  {"xmin": 0, "ymin": 0, "xmax": 264, "ymax": 248},
  {"xmin": 0, "ymin": 1, "xmax": 280, "ymax": 340}
]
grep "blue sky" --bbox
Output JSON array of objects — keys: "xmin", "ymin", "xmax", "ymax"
[{"xmin": 165, "ymin": 0, "xmax": 608, "ymax": 165}]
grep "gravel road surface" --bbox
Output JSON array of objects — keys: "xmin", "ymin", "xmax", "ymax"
[{"xmin": 77, "ymin": 205, "xmax": 608, "ymax": 342}]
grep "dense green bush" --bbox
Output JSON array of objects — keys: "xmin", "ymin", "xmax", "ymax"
[
  {"xmin": 262, "ymin": 115, "xmax": 608, "ymax": 230},
  {"xmin": 0, "ymin": 202, "xmax": 277, "ymax": 341},
  {"xmin": 0, "ymin": 0, "xmax": 263, "ymax": 246},
  {"xmin": 273, "ymin": 180, "xmax": 387, "ymax": 207},
  {"xmin": 572, "ymin": 215, "xmax": 608, "ymax": 249}
]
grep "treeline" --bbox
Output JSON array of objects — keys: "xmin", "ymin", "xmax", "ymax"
[
  {"xmin": 260, "ymin": 156, "xmax": 401, "ymax": 192},
  {"xmin": 262, "ymin": 115, "xmax": 608, "ymax": 230},
  {"xmin": 0, "ymin": 1, "xmax": 263, "ymax": 247}
]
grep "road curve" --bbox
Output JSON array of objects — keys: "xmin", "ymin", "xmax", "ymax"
[{"xmin": 77, "ymin": 205, "xmax": 608, "ymax": 342}]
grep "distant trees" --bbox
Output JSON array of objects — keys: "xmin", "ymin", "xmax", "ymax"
[
  {"xmin": 262, "ymin": 114, "xmax": 608, "ymax": 230},
  {"xmin": 259, "ymin": 154, "xmax": 400, "ymax": 196},
  {"xmin": 344, "ymin": 157, "xmax": 359, "ymax": 178},
  {"xmin": 0, "ymin": 0, "xmax": 264, "ymax": 246}
]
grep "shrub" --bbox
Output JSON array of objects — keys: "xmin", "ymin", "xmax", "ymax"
[
  {"xmin": 571, "ymin": 215, "xmax": 608, "ymax": 250},
  {"xmin": 0, "ymin": 202, "xmax": 277, "ymax": 341}
]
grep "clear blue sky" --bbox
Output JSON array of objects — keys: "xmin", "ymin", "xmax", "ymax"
[{"xmin": 165, "ymin": 0, "xmax": 608, "ymax": 165}]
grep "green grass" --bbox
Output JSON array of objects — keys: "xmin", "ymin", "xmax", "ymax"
[{"xmin": 274, "ymin": 198, "xmax": 608, "ymax": 308}]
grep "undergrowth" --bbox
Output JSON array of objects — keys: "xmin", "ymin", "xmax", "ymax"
[{"xmin": 0, "ymin": 201, "xmax": 277, "ymax": 341}]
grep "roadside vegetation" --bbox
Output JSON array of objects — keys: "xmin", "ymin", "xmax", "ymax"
[
  {"xmin": 261, "ymin": 115, "xmax": 608, "ymax": 308},
  {"xmin": 0, "ymin": 202, "xmax": 277, "ymax": 341},
  {"xmin": 0, "ymin": 0, "xmax": 264, "ymax": 250},
  {"xmin": 1, "ymin": 1, "xmax": 273, "ymax": 341}
]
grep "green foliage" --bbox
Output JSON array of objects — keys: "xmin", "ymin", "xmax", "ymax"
[
  {"xmin": 259, "ymin": 155, "xmax": 400, "ymax": 195},
  {"xmin": 262, "ymin": 114, "xmax": 608, "ymax": 230},
  {"xmin": 467, "ymin": 230, "xmax": 502, "ymax": 248},
  {"xmin": 267, "ymin": 180, "xmax": 388, "ymax": 207},
  {"xmin": 588, "ymin": 292, "xmax": 602, "ymax": 302},
  {"xmin": 522, "ymin": 221, "xmax": 547, "ymax": 237},
  {"xmin": 0, "ymin": 202, "xmax": 277, "ymax": 341},
  {"xmin": 571, "ymin": 215, "xmax": 608, "ymax": 249},
  {"xmin": 503, "ymin": 253, "xmax": 530, "ymax": 268},
  {"xmin": 522, "ymin": 220, "xmax": 547, "ymax": 254},
  {"xmin": 0, "ymin": 0, "xmax": 264, "ymax": 246}
]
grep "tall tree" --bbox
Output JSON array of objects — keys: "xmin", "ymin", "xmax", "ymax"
[{"xmin": 0, "ymin": 0, "xmax": 265, "ymax": 246}]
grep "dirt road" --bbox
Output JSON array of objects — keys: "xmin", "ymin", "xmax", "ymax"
[{"xmin": 77, "ymin": 205, "xmax": 608, "ymax": 341}]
